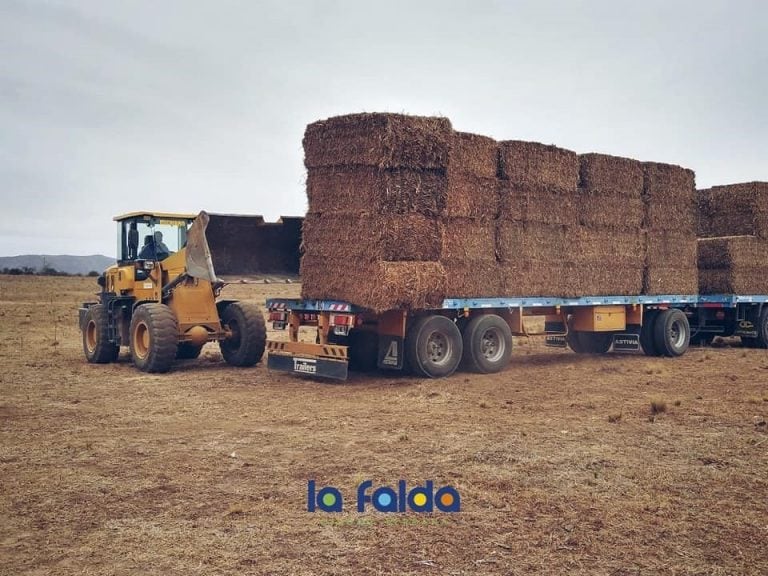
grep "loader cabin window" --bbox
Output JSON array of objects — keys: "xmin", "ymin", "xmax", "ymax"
[{"xmin": 118, "ymin": 215, "xmax": 192, "ymax": 262}]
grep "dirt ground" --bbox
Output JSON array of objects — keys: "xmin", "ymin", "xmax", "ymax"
[{"xmin": 1, "ymin": 274, "xmax": 767, "ymax": 576}]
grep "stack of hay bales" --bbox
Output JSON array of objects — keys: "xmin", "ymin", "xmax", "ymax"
[
  {"xmin": 497, "ymin": 141, "xmax": 580, "ymax": 296},
  {"xmin": 300, "ymin": 112, "xmax": 701, "ymax": 310},
  {"xmin": 697, "ymin": 182, "xmax": 768, "ymax": 294},
  {"xmin": 301, "ymin": 113, "xmax": 451, "ymax": 310},
  {"xmin": 641, "ymin": 163, "xmax": 699, "ymax": 294},
  {"xmin": 575, "ymin": 154, "xmax": 646, "ymax": 295}
]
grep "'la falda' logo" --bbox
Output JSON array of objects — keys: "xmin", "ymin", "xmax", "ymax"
[{"xmin": 307, "ymin": 480, "xmax": 460, "ymax": 513}]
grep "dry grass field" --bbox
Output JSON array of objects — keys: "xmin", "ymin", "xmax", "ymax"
[{"xmin": 1, "ymin": 274, "xmax": 767, "ymax": 575}]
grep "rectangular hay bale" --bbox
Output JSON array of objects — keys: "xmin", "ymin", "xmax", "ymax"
[
  {"xmin": 443, "ymin": 259, "xmax": 502, "ymax": 298},
  {"xmin": 301, "ymin": 212, "xmax": 443, "ymax": 262},
  {"xmin": 306, "ymin": 166, "xmax": 447, "ymax": 216},
  {"xmin": 644, "ymin": 266, "xmax": 698, "ymax": 295},
  {"xmin": 499, "ymin": 140, "xmax": 579, "ymax": 191},
  {"xmin": 304, "ymin": 113, "xmax": 452, "ymax": 169},
  {"xmin": 646, "ymin": 230, "xmax": 698, "ymax": 270},
  {"xmin": 579, "ymin": 153, "xmax": 644, "ymax": 196},
  {"xmin": 576, "ymin": 188, "xmax": 645, "ymax": 229},
  {"xmin": 642, "ymin": 162, "xmax": 697, "ymax": 232},
  {"xmin": 445, "ymin": 174, "xmax": 499, "ymax": 219},
  {"xmin": 498, "ymin": 183, "xmax": 578, "ymax": 225},
  {"xmin": 697, "ymin": 182, "xmax": 768, "ymax": 239},
  {"xmin": 448, "ymin": 132, "xmax": 499, "ymax": 179},
  {"xmin": 441, "ymin": 218, "xmax": 497, "ymax": 262},
  {"xmin": 300, "ymin": 256, "xmax": 446, "ymax": 311}
]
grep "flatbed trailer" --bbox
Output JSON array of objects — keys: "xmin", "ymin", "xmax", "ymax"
[{"xmin": 265, "ymin": 294, "xmax": 768, "ymax": 380}]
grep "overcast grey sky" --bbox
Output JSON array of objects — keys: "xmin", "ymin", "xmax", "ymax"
[{"xmin": 1, "ymin": 0, "xmax": 765, "ymax": 256}]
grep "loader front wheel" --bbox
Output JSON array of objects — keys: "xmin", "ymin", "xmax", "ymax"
[
  {"xmin": 220, "ymin": 302, "xmax": 266, "ymax": 367},
  {"xmin": 83, "ymin": 304, "xmax": 119, "ymax": 363},
  {"xmin": 129, "ymin": 304, "xmax": 178, "ymax": 373}
]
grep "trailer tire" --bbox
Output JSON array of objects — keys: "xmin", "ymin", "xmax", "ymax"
[
  {"xmin": 406, "ymin": 315, "xmax": 462, "ymax": 378},
  {"xmin": 220, "ymin": 302, "xmax": 267, "ymax": 367},
  {"xmin": 576, "ymin": 332, "xmax": 613, "ymax": 354},
  {"xmin": 640, "ymin": 310, "xmax": 662, "ymax": 356},
  {"xmin": 749, "ymin": 307, "xmax": 768, "ymax": 349},
  {"xmin": 83, "ymin": 304, "xmax": 119, "ymax": 363},
  {"xmin": 176, "ymin": 342, "xmax": 203, "ymax": 359},
  {"xmin": 129, "ymin": 303, "xmax": 178, "ymax": 373},
  {"xmin": 461, "ymin": 314, "xmax": 513, "ymax": 373},
  {"xmin": 653, "ymin": 309, "xmax": 690, "ymax": 357}
]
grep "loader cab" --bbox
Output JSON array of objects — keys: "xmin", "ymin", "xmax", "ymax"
[{"xmin": 115, "ymin": 212, "xmax": 196, "ymax": 264}]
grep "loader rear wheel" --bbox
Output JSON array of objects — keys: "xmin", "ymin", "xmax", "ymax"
[
  {"xmin": 220, "ymin": 302, "xmax": 266, "ymax": 367},
  {"xmin": 83, "ymin": 304, "xmax": 119, "ymax": 363},
  {"xmin": 461, "ymin": 314, "xmax": 513, "ymax": 373},
  {"xmin": 129, "ymin": 304, "xmax": 178, "ymax": 373},
  {"xmin": 653, "ymin": 309, "xmax": 690, "ymax": 357},
  {"xmin": 406, "ymin": 315, "xmax": 462, "ymax": 378},
  {"xmin": 176, "ymin": 342, "xmax": 203, "ymax": 360}
]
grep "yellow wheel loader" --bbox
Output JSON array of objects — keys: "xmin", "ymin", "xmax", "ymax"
[{"xmin": 79, "ymin": 210, "xmax": 300, "ymax": 373}]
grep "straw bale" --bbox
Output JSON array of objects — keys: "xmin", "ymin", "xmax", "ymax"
[
  {"xmin": 577, "ymin": 188, "xmax": 645, "ymax": 229},
  {"xmin": 499, "ymin": 183, "xmax": 577, "ymax": 225},
  {"xmin": 445, "ymin": 175, "xmax": 499, "ymax": 219},
  {"xmin": 579, "ymin": 153, "xmax": 644, "ymax": 195},
  {"xmin": 644, "ymin": 266, "xmax": 698, "ymax": 295},
  {"xmin": 301, "ymin": 212, "xmax": 443, "ymax": 262},
  {"xmin": 697, "ymin": 182, "xmax": 768, "ymax": 239},
  {"xmin": 306, "ymin": 167, "xmax": 447, "ymax": 216},
  {"xmin": 304, "ymin": 113, "xmax": 452, "ymax": 169},
  {"xmin": 300, "ymin": 256, "xmax": 447, "ymax": 311},
  {"xmin": 448, "ymin": 132, "xmax": 499, "ymax": 178},
  {"xmin": 642, "ymin": 162, "xmax": 697, "ymax": 232},
  {"xmin": 499, "ymin": 140, "xmax": 579, "ymax": 191},
  {"xmin": 441, "ymin": 218, "xmax": 496, "ymax": 262},
  {"xmin": 443, "ymin": 259, "xmax": 503, "ymax": 297}
]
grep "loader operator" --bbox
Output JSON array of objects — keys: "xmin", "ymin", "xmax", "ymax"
[{"xmin": 138, "ymin": 233, "xmax": 170, "ymax": 261}]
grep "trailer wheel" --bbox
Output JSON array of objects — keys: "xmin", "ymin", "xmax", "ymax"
[
  {"xmin": 576, "ymin": 332, "xmax": 613, "ymax": 354},
  {"xmin": 566, "ymin": 317, "xmax": 586, "ymax": 354},
  {"xmin": 640, "ymin": 310, "xmax": 662, "ymax": 356},
  {"xmin": 461, "ymin": 314, "xmax": 513, "ymax": 373},
  {"xmin": 745, "ymin": 308, "xmax": 768, "ymax": 349},
  {"xmin": 176, "ymin": 342, "xmax": 203, "ymax": 359},
  {"xmin": 83, "ymin": 304, "xmax": 119, "ymax": 363},
  {"xmin": 220, "ymin": 302, "xmax": 267, "ymax": 367},
  {"xmin": 653, "ymin": 309, "xmax": 690, "ymax": 357},
  {"xmin": 129, "ymin": 303, "xmax": 178, "ymax": 373},
  {"xmin": 406, "ymin": 315, "xmax": 462, "ymax": 378}
]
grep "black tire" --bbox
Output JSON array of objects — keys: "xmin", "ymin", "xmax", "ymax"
[
  {"xmin": 653, "ymin": 309, "xmax": 690, "ymax": 357},
  {"xmin": 348, "ymin": 330, "xmax": 379, "ymax": 372},
  {"xmin": 82, "ymin": 304, "xmax": 119, "ymax": 363},
  {"xmin": 576, "ymin": 332, "xmax": 613, "ymax": 354},
  {"xmin": 566, "ymin": 320, "xmax": 587, "ymax": 354},
  {"xmin": 641, "ymin": 310, "xmax": 662, "ymax": 356},
  {"xmin": 744, "ymin": 308, "xmax": 768, "ymax": 349},
  {"xmin": 219, "ymin": 302, "xmax": 266, "ymax": 367},
  {"xmin": 129, "ymin": 303, "xmax": 178, "ymax": 373},
  {"xmin": 405, "ymin": 315, "xmax": 463, "ymax": 378},
  {"xmin": 176, "ymin": 342, "xmax": 203, "ymax": 360},
  {"xmin": 461, "ymin": 314, "xmax": 513, "ymax": 373}
]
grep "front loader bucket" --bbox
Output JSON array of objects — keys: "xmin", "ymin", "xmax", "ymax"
[
  {"xmin": 186, "ymin": 211, "xmax": 219, "ymax": 283},
  {"xmin": 203, "ymin": 213, "xmax": 302, "ymax": 280}
]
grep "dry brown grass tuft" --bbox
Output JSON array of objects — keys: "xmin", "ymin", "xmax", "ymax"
[{"xmin": 650, "ymin": 398, "xmax": 668, "ymax": 414}]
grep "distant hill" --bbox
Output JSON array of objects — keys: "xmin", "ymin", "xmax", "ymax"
[{"xmin": 0, "ymin": 254, "xmax": 114, "ymax": 275}]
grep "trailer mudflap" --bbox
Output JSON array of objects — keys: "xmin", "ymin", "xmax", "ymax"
[
  {"xmin": 377, "ymin": 335, "xmax": 404, "ymax": 370},
  {"xmin": 266, "ymin": 340, "xmax": 349, "ymax": 380},
  {"xmin": 267, "ymin": 352, "xmax": 348, "ymax": 380}
]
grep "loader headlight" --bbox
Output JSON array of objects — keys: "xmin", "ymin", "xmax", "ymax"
[{"xmin": 144, "ymin": 261, "xmax": 155, "ymax": 270}]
